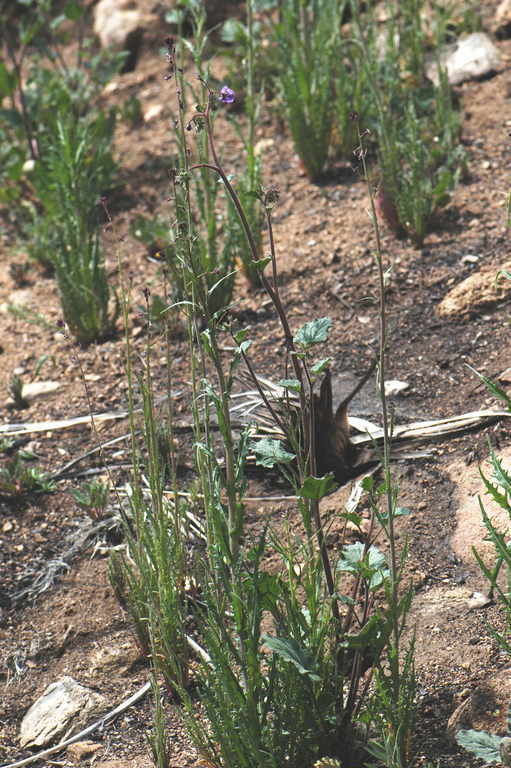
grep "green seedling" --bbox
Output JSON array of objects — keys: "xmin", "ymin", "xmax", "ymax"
[
  {"xmin": 72, "ymin": 480, "xmax": 110, "ymax": 520},
  {"xmin": 0, "ymin": 451, "xmax": 55, "ymax": 499},
  {"xmin": 8, "ymin": 374, "xmax": 28, "ymax": 410}
]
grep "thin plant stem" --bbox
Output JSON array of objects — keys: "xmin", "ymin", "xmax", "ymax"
[{"xmin": 355, "ymin": 121, "xmax": 401, "ymax": 664}]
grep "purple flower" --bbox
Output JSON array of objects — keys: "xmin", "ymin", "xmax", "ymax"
[{"xmin": 219, "ymin": 85, "xmax": 235, "ymax": 104}]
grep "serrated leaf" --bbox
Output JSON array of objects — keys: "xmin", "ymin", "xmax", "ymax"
[
  {"xmin": 456, "ymin": 729, "xmax": 503, "ymax": 763},
  {"xmin": 293, "ymin": 317, "xmax": 332, "ymax": 348},
  {"xmin": 262, "ymin": 635, "xmax": 320, "ymax": 681},
  {"xmin": 299, "ymin": 474, "xmax": 337, "ymax": 500},
  {"xmin": 251, "ymin": 438, "xmax": 295, "ymax": 468},
  {"xmin": 278, "ymin": 378, "xmax": 301, "ymax": 392}
]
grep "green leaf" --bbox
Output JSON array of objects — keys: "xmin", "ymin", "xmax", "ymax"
[
  {"xmin": 251, "ymin": 438, "xmax": 295, "ymax": 468},
  {"xmin": 293, "ymin": 317, "xmax": 332, "ymax": 348},
  {"xmin": 278, "ymin": 378, "xmax": 301, "ymax": 392},
  {"xmin": 456, "ymin": 729, "xmax": 503, "ymax": 763},
  {"xmin": 299, "ymin": 474, "xmax": 337, "ymax": 500},
  {"xmin": 251, "ymin": 256, "xmax": 271, "ymax": 273},
  {"xmin": 238, "ymin": 340, "xmax": 252, "ymax": 355},
  {"xmin": 233, "ymin": 327, "xmax": 250, "ymax": 344},
  {"xmin": 378, "ymin": 506, "xmax": 412, "ymax": 522},
  {"xmin": 467, "ymin": 364, "xmax": 511, "ymax": 410},
  {"xmin": 340, "ymin": 613, "xmax": 389, "ymax": 655},
  {"xmin": 361, "ymin": 475, "xmax": 375, "ymax": 492},
  {"xmin": 311, "ymin": 357, "xmax": 332, "ymax": 376},
  {"xmin": 220, "ymin": 18, "xmax": 247, "ymax": 43},
  {"xmin": 338, "ymin": 542, "xmax": 389, "ymax": 590},
  {"xmin": 262, "ymin": 635, "xmax": 320, "ymax": 681},
  {"xmin": 165, "ymin": 9, "xmax": 186, "ymax": 24}
]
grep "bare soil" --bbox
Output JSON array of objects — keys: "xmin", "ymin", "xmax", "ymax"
[{"xmin": 1, "ymin": 5, "xmax": 511, "ymax": 767}]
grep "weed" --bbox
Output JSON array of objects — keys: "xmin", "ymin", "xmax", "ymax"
[
  {"xmin": 30, "ymin": 113, "xmax": 119, "ymax": 343},
  {"xmin": 457, "ymin": 703, "xmax": 511, "ymax": 765},
  {"xmin": 472, "ymin": 442, "xmax": 511, "ymax": 654},
  {"xmin": 8, "ymin": 260, "xmax": 31, "ymax": 287},
  {"xmin": 71, "ymin": 480, "xmax": 110, "ymax": 520},
  {"xmin": 351, "ymin": 0, "xmax": 466, "ymax": 245},
  {"xmin": 223, "ymin": 0, "xmax": 266, "ymax": 288},
  {"xmin": 8, "ymin": 374, "xmax": 29, "ymax": 410},
  {"xmin": 0, "ymin": 0, "xmax": 124, "ymax": 203},
  {"xmin": 270, "ymin": 0, "xmax": 342, "ymax": 181},
  {"xmin": 0, "ymin": 449, "xmax": 55, "ymax": 500},
  {"xmin": 109, "ymin": 41, "xmax": 415, "ymax": 768}
]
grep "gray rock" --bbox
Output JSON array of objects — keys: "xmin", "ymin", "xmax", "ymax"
[
  {"xmin": 20, "ymin": 676, "xmax": 107, "ymax": 747},
  {"xmin": 427, "ymin": 32, "xmax": 501, "ymax": 85}
]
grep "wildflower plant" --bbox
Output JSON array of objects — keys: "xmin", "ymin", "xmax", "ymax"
[{"xmin": 110, "ymin": 33, "xmax": 416, "ymax": 768}]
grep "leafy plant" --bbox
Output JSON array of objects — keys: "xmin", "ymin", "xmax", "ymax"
[
  {"xmin": 29, "ymin": 113, "xmax": 119, "ymax": 343},
  {"xmin": 350, "ymin": 0, "xmax": 466, "ymax": 245},
  {"xmin": 0, "ymin": 450, "xmax": 55, "ymax": 499},
  {"xmin": 472, "ymin": 443, "xmax": 511, "ymax": 654},
  {"xmin": 8, "ymin": 374, "xmax": 28, "ymax": 410},
  {"xmin": 269, "ymin": 0, "xmax": 342, "ymax": 180},
  {"xmin": 222, "ymin": 0, "xmax": 266, "ymax": 288},
  {"xmin": 72, "ymin": 480, "xmax": 110, "ymax": 520},
  {"xmin": 457, "ymin": 704, "xmax": 511, "ymax": 765},
  {"xmin": 0, "ymin": 0, "xmax": 124, "ymax": 203},
  {"xmin": 108, "ymin": 42, "xmax": 416, "ymax": 768}
]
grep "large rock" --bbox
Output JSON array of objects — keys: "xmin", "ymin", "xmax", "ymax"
[
  {"xmin": 436, "ymin": 261, "xmax": 511, "ymax": 317},
  {"xmin": 427, "ymin": 32, "xmax": 501, "ymax": 85},
  {"xmin": 448, "ymin": 448, "xmax": 511, "ymax": 581},
  {"xmin": 495, "ymin": 0, "xmax": 511, "ymax": 39},
  {"xmin": 93, "ymin": 0, "xmax": 158, "ymax": 72},
  {"xmin": 20, "ymin": 676, "xmax": 107, "ymax": 747}
]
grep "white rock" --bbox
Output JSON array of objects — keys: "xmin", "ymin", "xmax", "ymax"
[
  {"xmin": 94, "ymin": 0, "xmax": 142, "ymax": 49},
  {"xmin": 466, "ymin": 591, "xmax": 492, "ymax": 610},
  {"xmin": 8, "ymin": 289, "xmax": 32, "ymax": 307},
  {"xmin": 22, "ymin": 381, "xmax": 63, "ymax": 401},
  {"xmin": 384, "ymin": 379, "xmax": 409, "ymax": 396},
  {"xmin": 427, "ymin": 33, "xmax": 501, "ymax": 86},
  {"xmin": 143, "ymin": 103, "xmax": 164, "ymax": 122},
  {"xmin": 20, "ymin": 677, "xmax": 107, "ymax": 747}
]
